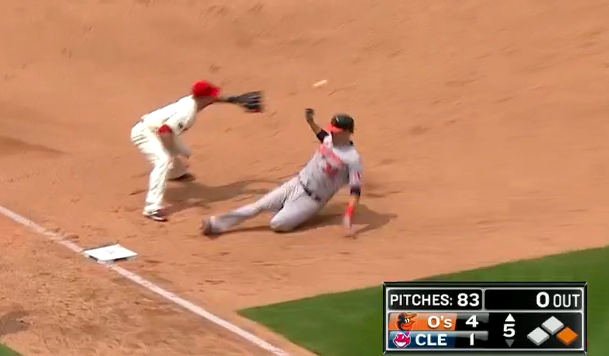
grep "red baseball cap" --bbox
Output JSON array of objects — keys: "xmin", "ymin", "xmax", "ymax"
[{"xmin": 191, "ymin": 80, "xmax": 220, "ymax": 98}]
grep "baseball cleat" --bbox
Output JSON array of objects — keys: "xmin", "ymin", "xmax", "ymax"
[
  {"xmin": 201, "ymin": 218, "xmax": 221, "ymax": 237},
  {"xmin": 144, "ymin": 210, "xmax": 168, "ymax": 222},
  {"xmin": 169, "ymin": 172, "xmax": 196, "ymax": 182}
]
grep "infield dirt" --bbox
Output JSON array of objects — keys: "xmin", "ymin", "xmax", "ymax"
[{"xmin": 1, "ymin": 0, "xmax": 608, "ymax": 355}]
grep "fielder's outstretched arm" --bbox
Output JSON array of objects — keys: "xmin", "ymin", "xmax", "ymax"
[
  {"xmin": 213, "ymin": 92, "xmax": 263, "ymax": 113},
  {"xmin": 213, "ymin": 96, "xmax": 233, "ymax": 103}
]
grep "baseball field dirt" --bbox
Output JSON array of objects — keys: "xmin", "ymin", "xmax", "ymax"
[{"xmin": 1, "ymin": 0, "xmax": 609, "ymax": 355}]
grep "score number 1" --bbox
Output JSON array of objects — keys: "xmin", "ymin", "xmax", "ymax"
[{"xmin": 467, "ymin": 315, "xmax": 479, "ymax": 346}]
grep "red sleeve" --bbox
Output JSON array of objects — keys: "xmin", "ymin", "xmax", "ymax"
[{"xmin": 158, "ymin": 124, "xmax": 173, "ymax": 134}]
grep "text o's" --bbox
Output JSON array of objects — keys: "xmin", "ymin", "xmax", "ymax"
[{"xmin": 427, "ymin": 316, "xmax": 440, "ymax": 329}]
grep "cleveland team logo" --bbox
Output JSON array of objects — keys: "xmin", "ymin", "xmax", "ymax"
[
  {"xmin": 393, "ymin": 331, "xmax": 411, "ymax": 348},
  {"xmin": 393, "ymin": 313, "xmax": 417, "ymax": 348}
]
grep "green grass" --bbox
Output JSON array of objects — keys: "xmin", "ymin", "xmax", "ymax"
[
  {"xmin": 240, "ymin": 246, "xmax": 609, "ymax": 356},
  {"xmin": 0, "ymin": 345, "xmax": 20, "ymax": 356}
]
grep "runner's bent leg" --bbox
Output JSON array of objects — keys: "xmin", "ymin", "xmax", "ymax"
[
  {"xmin": 269, "ymin": 193, "xmax": 322, "ymax": 232},
  {"xmin": 211, "ymin": 178, "xmax": 298, "ymax": 231}
]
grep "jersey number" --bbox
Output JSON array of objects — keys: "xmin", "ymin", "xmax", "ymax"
[{"xmin": 323, "ymin": 162, "xmax": 339, "ymax": 178}]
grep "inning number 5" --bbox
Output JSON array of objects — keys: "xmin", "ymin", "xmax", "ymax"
[{"xmin": 503, "ymin": 324, "xmax": 515, "ymax": 338}]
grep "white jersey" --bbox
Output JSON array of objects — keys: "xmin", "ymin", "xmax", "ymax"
[
  {"xmin": 297, "ymin": 131, "xmax": 363, "ymax": 202},
  {"xmin": 140, "ymin": 95, "xmax": 197, "ymax": 136}
]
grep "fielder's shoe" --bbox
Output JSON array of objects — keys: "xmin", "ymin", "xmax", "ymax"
[
  {"xmin": 169, "ymin": 172, "xmax": 196, "ymax": 182},
  {"xmin": 201, "ymin": 217, "xmax": 221, "ymax": 237},
  {"xmin": 144, "ymin": 210, "xmax": 168, "ymax": 222}
]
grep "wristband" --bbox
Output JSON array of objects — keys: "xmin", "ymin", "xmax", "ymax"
[{"xmin": 345, "ymin": 204, "xmax": 355, "ymax": 218}]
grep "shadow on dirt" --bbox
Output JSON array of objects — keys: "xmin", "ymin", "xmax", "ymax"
[
  {"xmin": 299, "ymin": 203, "xmax": 398, "ymax": 236},
  {"xmin": 164, "ymin": 178, "xmax": 279, "ymax": 215},
  {"xmin": 211, "ymin": 203, "xmax": 397, "ymax": 238},
  {"xmin": 0, "ymin": 310, "xmax": 29, "ymax": 336}
]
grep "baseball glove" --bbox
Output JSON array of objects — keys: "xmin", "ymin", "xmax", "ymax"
[{"xmin": 227, "ymin": 91, "xmax": 263, "ymax": 113}]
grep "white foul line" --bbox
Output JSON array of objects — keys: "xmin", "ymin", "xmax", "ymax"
[{"xmin": 0, "ymin": 205, "xmax": 290, "ymax": 356}]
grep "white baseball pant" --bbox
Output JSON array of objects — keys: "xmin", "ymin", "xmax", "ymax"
[
  {"xmin": 211, "ymin": 177, "xmax": 324, "ymax": 232},
  {"xmin": 130, "ymin": 122, "xmax": 188, "ymax": 214}
]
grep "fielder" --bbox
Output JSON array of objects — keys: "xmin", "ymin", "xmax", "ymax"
[
  {"xmin": 130, "ymin": 80, "xmax": 262, "ymax": 222},
  {"xmin": 202, "ymin": 108, "xmax": 363, "ymax": 235}
]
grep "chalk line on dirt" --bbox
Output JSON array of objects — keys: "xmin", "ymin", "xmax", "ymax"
[{"xmin": 0, "ymin": 204, "xmax": 290, "ymax": 356}]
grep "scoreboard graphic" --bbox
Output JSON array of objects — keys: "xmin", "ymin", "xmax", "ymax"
[{"xmin": 383, "ymin": 282, "xmax": 587, "ymax": 354}]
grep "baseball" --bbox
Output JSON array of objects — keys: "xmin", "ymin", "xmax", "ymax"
[{"xmin": 312, "ymin": 79, "xmax": 328, "ymax": 88}]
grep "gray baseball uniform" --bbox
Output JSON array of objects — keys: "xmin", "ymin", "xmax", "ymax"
[{"xmin": 209, "ymin": 130, "xmax": 363, "ymax": 232}]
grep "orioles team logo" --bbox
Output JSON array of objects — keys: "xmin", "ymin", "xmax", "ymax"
[
  {"xmin": 397, "ymin": 312, "xmax": 417, "ymax": 331},
  {"xmin": 393, "ymin": 313, "xmax": 417, "ymax": 348}
]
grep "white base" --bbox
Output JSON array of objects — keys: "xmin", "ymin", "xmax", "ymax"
[{"xmin": 84, "ymin": 244, "xmax": 137, "ymax": 262}]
